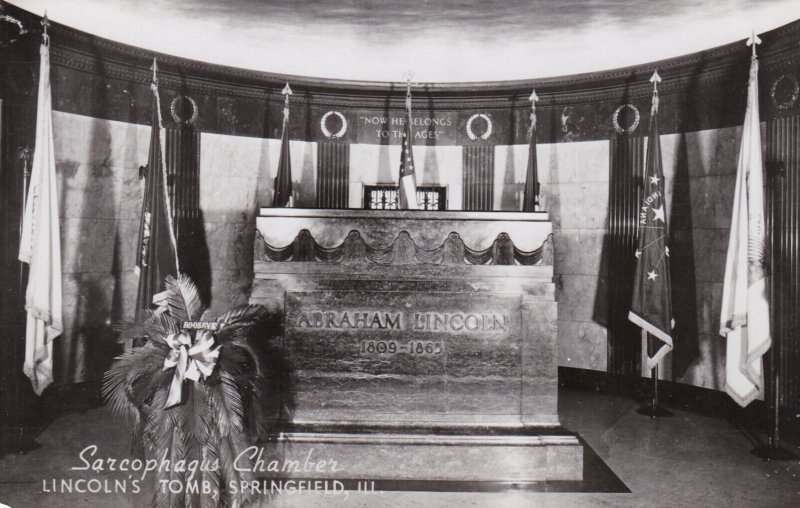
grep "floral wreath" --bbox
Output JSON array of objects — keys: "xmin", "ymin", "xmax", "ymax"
[
  {"xmin": 466, "ymin": 113, "xmax": 493, "ymax": 141},
  {"xmin": 170, "ymin": 95, "xmax": 199, "ymax": 125},
  {"xmin": 612, "ymin": 103, "xmax": 640, "ymax": 134},
  {"xmin": 320, "ymin": 110, "xmax": 347, "ymax": 139},
  {"xmin": 770, "ymin": 75, "xmax": 799, "ymax": 112},
  {"xmin": 105, "ymin": 274, "xmax": 279, "ymax": 508}
]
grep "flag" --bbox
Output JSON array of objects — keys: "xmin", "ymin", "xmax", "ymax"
[
  {"xmin": 523, "ymin": 90, "xmax": 540, "ymax": 212},
  {"xmin": 398, "ymin": 90, "xmax": 419, "ymax": 209},
  {"xmin": 719, "ymin": 36, "xmax": 770, "ymax": 408},
  {"xmin": 134, "ymin": 60, "xmax": 179, "ymax": 325},
  {"xmin": 628, "ymin": 71, "xmax": 674, "ymax": 370},
  {"xmin": 18, "ymin": 41, "xmax": 62, "ymax": 395},
  {"xmin": 272, "ymin": 83, "xmax": 293, "ymax": 207}
]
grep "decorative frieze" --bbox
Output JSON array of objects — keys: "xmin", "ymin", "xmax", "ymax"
[{"xmin": 254, "ymin": 228, "xmax": 548, "ymax": 266}]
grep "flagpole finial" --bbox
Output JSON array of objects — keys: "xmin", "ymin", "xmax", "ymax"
[
  {"xmin": 650, "ymin": 70, "xmax": 661, "ymax": 95},
  {"xmin": 282, "ymin": 82, "xmax": 292, "ymax": 96},
  {"xmin": 528, "ymin": 90, "xmax": 539, "ymax": 135},
  {"xmin": 150, "ymin": 58, "xmax": 158, "ymax": 85},
  {"xmin": 746, "ymin": 31, "xmax": 761, "ymax": 58},
  {"xmin": 402, "ymin": 70, "xmax": 415, "ymax": 86},
  {"xmin": 650, "ymin": 70, "xmax": 661, "ymax": 84},
  {"xmin": 650, "ymin": 70, "xmax": 661, "ymax": 115},
  {"xmin": 402, "ymin": 71, "xmax": 416, "ymax": 111}
]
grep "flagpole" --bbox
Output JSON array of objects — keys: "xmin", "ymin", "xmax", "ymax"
[
  {"xmin": 633, "ymin": 69, "xmax": 673, "ymax": 418},
  {"xmin": 637, "ymin": 330, "xmax": 673, "ymax": 418},
  {"xmin": 757, "ymin": 81, "xmax": 796, "ymax": 459},
  {"xmin": 17, "ymin": 147, "xmax": 32, "ymax": 308},
  {"xmin": 530, "ymin": 90, "xmax": 539, "ymax": 209},
  {"xmin": 755, "ymin": 123, "xmax": 795, "ymax": 462}
]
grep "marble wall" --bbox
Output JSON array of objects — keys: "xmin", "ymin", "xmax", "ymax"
[
  {"xmin": 198, "ymin": 133, "xmax": 317, "ymax": 315},
  {"xmin": 49, "ymin": 114, "xmax": 323, "ymax": 382},
  {"xmin": 496, "ymin": 141, "xmax": 611, "ymax": 373},
  {"xmin": 492, "ymin": 129, "xmax": 740, "ymax": 390},
  {"xmin": 660, "ymin": 126, "xmax": 742, "ymax": 390},
  {"xmin": 50, "ymin": 110, "xmax": 740, "ymax": 392},
  {"xmin": 52, "ymin": 111, "xmax": 148, "ymax": 384}
]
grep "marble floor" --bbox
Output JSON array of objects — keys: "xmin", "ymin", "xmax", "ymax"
[{"xmin": 0, "ymin": 387, "xmax": 798, "ymax": 508}]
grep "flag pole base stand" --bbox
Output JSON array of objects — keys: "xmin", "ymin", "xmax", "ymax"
[
  {"xmin": 636, "ymin": 405, "xmax": 673, "ymax": 418},
  {"xmin": 753, "ymin": 443, "xmax": 799, "ymax": 461}
]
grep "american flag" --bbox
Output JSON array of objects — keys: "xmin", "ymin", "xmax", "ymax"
[{"xmin": 398, "ymin": 91, "xmax": 419, "ymax": 209}]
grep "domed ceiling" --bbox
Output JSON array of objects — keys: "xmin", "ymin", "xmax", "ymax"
[{"xmin": 12, "ymin": 0, "xmax": 800, "ymax": 83}]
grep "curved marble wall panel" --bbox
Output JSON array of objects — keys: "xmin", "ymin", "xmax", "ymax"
[{"xmin": 1, "ymin": 3, "xmax": 799, "ymax": 401}]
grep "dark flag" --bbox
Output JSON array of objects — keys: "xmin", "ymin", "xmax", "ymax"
[
  {"xmin": 522, "ymin": 89, "xmax": 540, "ymax": 211},
  {"xmin": 628, "ymin": 70, "xmax": 674, "ymax": 370},
  {"xmin": 134, "ymin": 59, "xmax": 179, "ymax": 326},
  {"xmin": 398, "ymin": 84, "xmax": 419, "ymax": 209},
  {"xmin": 272, "ymin": 82, "xmax": 293, "ymax": 207}
]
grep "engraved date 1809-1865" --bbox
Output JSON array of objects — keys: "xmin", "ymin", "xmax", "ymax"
[{"xmin": 359, "ymin": 340, "xmax": 443, "ymax": 356}]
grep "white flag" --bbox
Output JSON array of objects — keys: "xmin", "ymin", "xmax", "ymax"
[
  {"xmin": 719, "ymin": 43, "xmax": 770, "ymax": 408},
  {"xmin": 18, "ymin": 42, "xmax": 62, "ymax": 395}
]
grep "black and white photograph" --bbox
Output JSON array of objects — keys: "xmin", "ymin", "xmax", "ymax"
[{"xmin": 1, "ymin": 1, "xmax": 800, "ymax": 506}]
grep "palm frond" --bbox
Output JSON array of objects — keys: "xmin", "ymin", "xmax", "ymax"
[
  {"xmin": 146, "ymin": 307, "xmax": 181, "ymax": 336},
  {"xmin": 216, "ymin": 304, "xmax": 271, "ymax": 327},
  {"xmin": 213, "ymin": 431, "xmax": 253, "ymax": 508},
  {"xmin": 129, "ymin": 367, "xmax": 172, "ymax": 416},
  {"xmin": 198, "ymin": 442, "xmax": 221, "ymax": 508},
  {"xmin": 213, "ymin": 371, "xmax": 246, "ymax": 438},
  {"xmin": 217, "ymin": 342, "xmax": 262, "ymax": 379},
  {"xmin": 145, "ymin": 389, "xmax": 187, "ymax": 508},
  {"xmin": 180, "ymin": 384, "xmax": 208, "ymax": 508},
  {"xmin": 103, "ymin": 341, "xmax": 168, "ymax": 422},
  {"xmin": 115, "ymin": 306, "xmax": 181, "ymax": 343},
  {"xmin": 165, "ymin": 274, "xmax": 205, "ymax": 322},
  {"xmin": 116, "ymin": 319, "xmax": 150, "ymax": 344},
  {"xmin": 247, "ymin": 376, "xmax": 276, "ymax": 441},
  {"xmin": 206, "ymin": 372, "xmax": 255, "ymax": 508}
]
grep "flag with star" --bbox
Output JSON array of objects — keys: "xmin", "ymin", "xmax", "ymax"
[
  {"xmin": 628, "ymin": 71, "xmax": 674, "ymax": 370},
  {"xmin": 398, "ymin": 89, "xmax": 419, "ymax": 209}
]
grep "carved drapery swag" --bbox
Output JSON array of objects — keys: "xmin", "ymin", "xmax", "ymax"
[{"xmin": 254, "ymin": 229, "xmax": 546, "ymax": 266}]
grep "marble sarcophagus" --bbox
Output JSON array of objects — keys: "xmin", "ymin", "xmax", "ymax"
[{"xmin": 249, "ymin": 208, "xmax": 582, "ymax": 482}]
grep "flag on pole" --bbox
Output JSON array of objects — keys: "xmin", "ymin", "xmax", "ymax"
[
  {"xmin": 272, "ymin": 82, "xmax": 293, "ymax": 207},
  {"xmin": 398, "ymin": 80, "xmax": 419, "ymax": 210},
  {"xmin": 628, "ymin": 70, "xmax": 675, "ymax": 370},
  {"xmin": 18, "ymin": 34, "xmax": 62, "ymax": 395},
  {"xmin": 719, "ymin": 34, "xmax": 770, "ymax": 408},
  {"xmin": 522, "ymin": 89, "xmax": 540, "ymax": 212},
  {"xmin": 134, "ymin": 59, "xmax": 179, "ymax": 325}
]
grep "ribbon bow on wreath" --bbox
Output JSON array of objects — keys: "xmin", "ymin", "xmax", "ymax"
[
  {"xmin": 163, "ymin": 330, "xmax": 221, "ymax": 408},
  {"xmin": 104, "ymin": 274, "xmax": 280, "ymax": 508}
]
